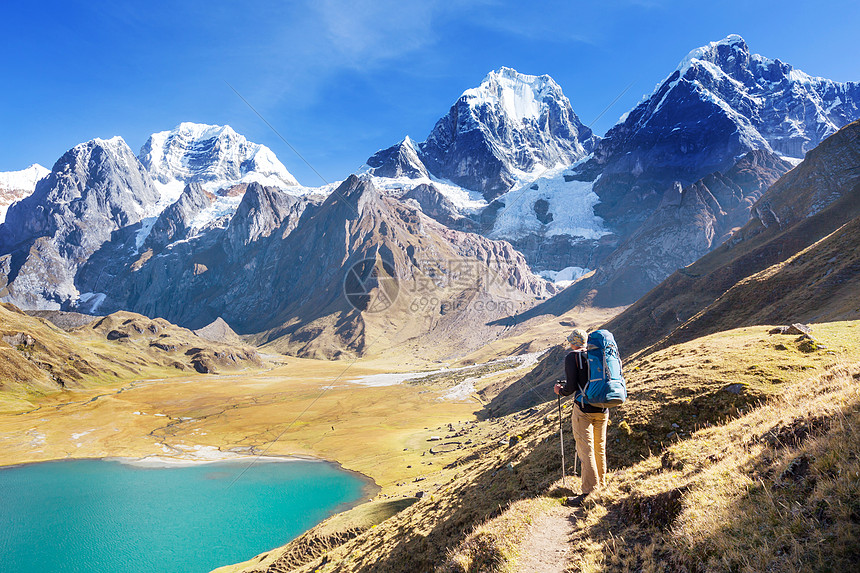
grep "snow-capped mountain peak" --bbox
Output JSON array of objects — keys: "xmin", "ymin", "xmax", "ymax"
[
  {"xmin": 462, "ymin": 67, "xmax": 565, "ymax": 124},
  {"xmin": 675, "ymin": 34, "xmax": 748, "ymax": 76},
  {"xmin": 0, "ymin": 163, "xmax": 50, "ymax": 223},
  {"xmin": 0, "ymin": 163, "xmax": 49, "ymax": 192},
  {"xmin": 645, "ymin": 34, "xmax": 860, "ymax": 158},
  {"xmin": 414, "ymin": 67, "xmax": 598, "ymax": 199},
  {"xmin": 364, "ymin": 136, "xmax": 429, "ymax": 179},
  {"xmin": 589, "ymin": 34, "xmax": 860, "ymax": 197},
  {"xmin": 139, "ymin": 122, "xmax": 300, "ymax": 201}
]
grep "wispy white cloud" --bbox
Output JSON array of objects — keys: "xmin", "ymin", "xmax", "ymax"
[{"xmin": 311, "ymin": 0, "xmax": 491, "ymax": 69}]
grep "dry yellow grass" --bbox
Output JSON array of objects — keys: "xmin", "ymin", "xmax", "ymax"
[
  {"xmin": 441, "ymin": 340, "xmax": 860, "ymax": 573},
  {"xmin": 556, "ymin": 361, "xmax": 860, "ymax": 572},
  {"xmin": 0, "ymin": 354, "xmax": 483, "ymax": 488},
  {"xmin": 221, "ymin": 322, "xmax": 860, "ymax": 573}
]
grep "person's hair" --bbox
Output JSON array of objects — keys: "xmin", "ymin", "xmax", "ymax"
[{"xmin": 566, "ymin": 328, "xmax": 588, "ymax": 348}]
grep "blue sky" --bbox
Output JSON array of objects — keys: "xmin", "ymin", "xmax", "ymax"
[{"xmin": 2, "ymin": 0, "xmax": 858, "ymax": 184}]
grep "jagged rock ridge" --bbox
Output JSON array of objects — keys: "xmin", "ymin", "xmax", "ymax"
[
  {"xmin": 102, "ymin": 176, "xmax": 555, "ymax": 359},
  {"xmin": 579, "ymin": 34, "xmax": 860, "ymax": 234}
]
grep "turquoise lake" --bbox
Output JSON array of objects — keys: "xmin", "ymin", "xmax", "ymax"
[{"xmin": 0, "ymin": 458, "xmax": 369, "ymax": 573}]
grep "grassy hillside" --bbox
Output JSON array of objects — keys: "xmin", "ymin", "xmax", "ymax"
[
  {"xmin": 654, "ymin": 212, "xmax": 860, "ymax": 352},
  {"xmin": 447, "ymin": 357, "xmax": 860, "ymax": 573},
  {"xmin": 215, "ymin": 321, "xmax": 860, "ymax": 573},
  {"xmin": 0, "ymin": 304, "xmax": 262, "ymax": 412}
]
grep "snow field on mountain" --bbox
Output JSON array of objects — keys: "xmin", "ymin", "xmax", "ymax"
[
  {"xmin": 188, "ymin": 194, "xmax": 245, "ymax": 235},
  {"xmin": 490, "ymin": 166, "xmax": 609, "ymax": 241},
  {"xmin": 462, "ymin": 67, "xmax": 555, "ymax": 124},
  {"xmin": 0, "ymin": 164, "xmax": 49, "ymax": 192},
  {"xmin": 370, "ymin": 174, "xmax": 488, "ymax": 213}
]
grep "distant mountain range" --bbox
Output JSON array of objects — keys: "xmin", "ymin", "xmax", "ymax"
[
  {"xmin": 365, "ymin": 35, "xmax": 859, "ymax": 301},
  {"xmin": 0, "ymin": 35, "xmax": 857, "ymax": 359}
]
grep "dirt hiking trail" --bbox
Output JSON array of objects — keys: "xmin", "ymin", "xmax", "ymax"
[{"xmin": 515, "ymin": 504, "xmax": 577, "ymax": 573}]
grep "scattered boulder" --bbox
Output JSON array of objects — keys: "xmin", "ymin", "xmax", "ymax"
[
  {"xmin": 769, "ymin": 323, "xmax": 813, "ymax": 336},
  {"xmin": 2, "ymin": 332, "xmax": 34, "ymax": 347},
  {"xmin": 724, "ymin": 383, "xmax": 746, "ymax": 395}
]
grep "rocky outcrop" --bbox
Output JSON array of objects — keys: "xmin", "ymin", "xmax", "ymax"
[
  {"xmin": 145, "ymin": 183, "xmax": 215, "ymax": 251},
  {"xmin": 0, "ymin": 137, "xmax": 160, "ymax": 309},
  {"xmin": 401, "ymin": 184, "xmax": 478, "ymax": 232},
  {"xmin": 365, "ymin": 137, "xmax": 429, "ymax": 179}
]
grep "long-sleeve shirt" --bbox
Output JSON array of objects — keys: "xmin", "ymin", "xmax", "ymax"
[{"xmin": 558, "ymin": 350, "xmax": 608, "ymax": 414}]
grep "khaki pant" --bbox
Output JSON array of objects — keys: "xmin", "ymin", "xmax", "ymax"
[{"xmin": 571, "ymin": 404, "xmax": 608, "ymax": 494}]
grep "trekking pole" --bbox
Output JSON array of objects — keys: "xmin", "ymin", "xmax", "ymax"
[{"xmin": 557, "ymin": 393, "xmax": 566, "ymax": 487}]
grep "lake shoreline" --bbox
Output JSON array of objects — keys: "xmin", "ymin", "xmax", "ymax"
[
  {"xmin": 0, "ymin": 450, "xmax": 380, "ymax": 496},
  {"xmin": 0, "ymin": 448, "xmax": 383, "ymax": 516}
]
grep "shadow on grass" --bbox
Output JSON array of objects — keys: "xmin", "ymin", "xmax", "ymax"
[{"xmin": 563, "ymin": 398, "xmax": 860, "ymax": 572}]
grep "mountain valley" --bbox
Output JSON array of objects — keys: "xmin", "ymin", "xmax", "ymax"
[{"xmin": 1, "ymin": 31, "xmax": 859, "ymax": 573}]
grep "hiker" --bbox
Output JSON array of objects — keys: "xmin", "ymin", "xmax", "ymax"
[{"xmin": 554, "ymin": 328, "xmax": 609, "ymax": 497}]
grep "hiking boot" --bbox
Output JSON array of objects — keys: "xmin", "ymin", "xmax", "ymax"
[{"xmin": 564, "ymin": 494, "xmax": 587, "ymax": 507}]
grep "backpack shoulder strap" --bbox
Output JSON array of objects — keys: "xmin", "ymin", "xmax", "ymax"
[{"xmin": 575, "ymin": 350, "xmax": 588, "ymax": 407}]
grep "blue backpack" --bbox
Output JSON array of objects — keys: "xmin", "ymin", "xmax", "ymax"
[{"xmin": 577, "ymin": 330, "xmax": 627, "ymax": 408}]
